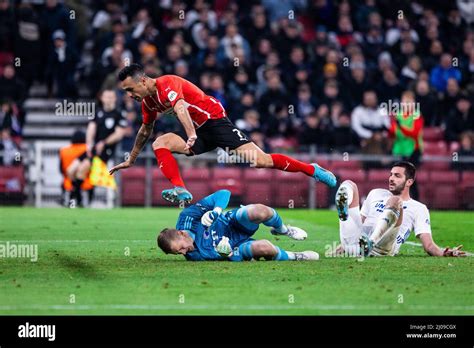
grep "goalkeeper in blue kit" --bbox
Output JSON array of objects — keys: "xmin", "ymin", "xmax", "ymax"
[{"xmin": 157, "ymin": 190, "xmax": 319, "ymax": 261}]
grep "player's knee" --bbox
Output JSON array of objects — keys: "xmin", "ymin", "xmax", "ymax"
[
  {"xmin": 342, "ymin": 180, "xmax": 358, "ymax": 191},
  {"xmin": 247, "ymin": 204, "xmax": 272, "ymax": 222},
  {"xmin": 255, "ymin": 153, "xmax": 273, "ymax": 168},
  {"xmin": 252, "ymin": 240, "xmax": 276, "ymax": 258},
  {"xmin": 152, "ymin": 134, "xmax": 172, "ymax": 150}
]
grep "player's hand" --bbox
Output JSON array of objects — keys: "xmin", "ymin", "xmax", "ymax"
[
  {"xmin": 201, "ymin": 208, "xmax": 222, "ymax": 227},
  {"xmin": 184, "ymin": 134, "xmax": 197, "ymax": 151},
  {"xmin": 109, "ymin": 159, "xmax": 133, "ymax": 175},
  {"xmin": 216, "ymin": 236, "xmax": 233, "ymax": 258},
  {"xmin": 95, "ymin": 141, "xmax": 105, "ymax": 155},
  {"xmin": 443, "ymin": 245, "xmax": 466, "ymax": 257}
]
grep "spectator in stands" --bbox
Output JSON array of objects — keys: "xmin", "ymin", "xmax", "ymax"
[
  {"xmin": 295, "ymin": 83, "xmax": 316, "ymax": 120},
  {"xmin": 0, "ymin": 0, "xmax": 14, "ymax": 64},
  {"xmin": 376, "ymin": 68, "xmax": 403, "ymax": 104},
  {"xmin": 388, "ymin": 91, "xmax": 424, "ymax": 199},
  {"xmin": 351, "ymin": 90, "xmax": 389, "ymax": 141},
  {"xmin": 42, "ymin": 0, "xmax": 76, "ymax": 48},
  {"xmin": 0, "ymin": 128, "xmax": 19, "ymax": 166},
  {"xmin": 235, "ymin": 109, "xmax": 261, "ymax": 134},
  {"xmin": 0, "ymin": 100, "xmax": 22, "ymax": 138},
  {"xmin": 445, "ymin": 92, "xmax": 474, "ymax": 143},
  {"xmin": 265, "ymin": 102, "xmax": 296, "ymax": 139},
  {"xmin": 299, "ymin": 111, "xmax": 329, "ymax": 150},
  {"xmin": 401, "ymin": 56, "xmax": 422, "ymax": 86},
  {"xmin": 430, "ymin": 53, "xmax": 462, "ymax": 93},
  {"xmin": 258, "ymin": 71, "xmax": 289, "ymax": 124},
  {"xmin": 415, "ymin": 79, "xmax": 440, "ymax": 126},
  {"xmin": 45, "ymin": 30, "xmax": 79, "ymax": 98},
  {"xmin": 453, "ymin": 131, "xmax": 474, "ymax": 171},
  {"xmin": 331, "ymin": 112, "xmax": 360, "ymax": 154},
  {"xmin": 14, "ymin": 1, "xmax": 42, "ymax": 89},
  {"xmin": 227, "ymin": 68, "xmax": 256, "ymax": 104},
  {"xmin": 0, "ymin": 65, "xmax": 27, "ymax": 106}
]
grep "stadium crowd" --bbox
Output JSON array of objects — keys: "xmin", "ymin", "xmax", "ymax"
[{"xmin": 0, "ymin": 0, "xmax": 474, "ymax": 167}]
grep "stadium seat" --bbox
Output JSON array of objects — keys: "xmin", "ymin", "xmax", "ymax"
[
  {"xmin": 431, "ymin": 186, "xmax": 460, "ymax": 210},
  {"xmin": 423, "ymin": 141, "xmax": 448, "ymax": 155},
  {"xmin": 423, "ymin": 127, "xmax": 444, "ymax": 142},
  {"xmin": 429, "ymin": 171, "xmax": 460, "ymax": 209},
  {"xmin": 242, "ymin": 168, "xmax": 274, "ymax": 206},
  {"xmin": 120, "ymin": 167, "xmax": 146, "ymax": 206},
  {"xmin": 315, "ymin": 184, "xmax": 330, "ymax": 208},
  {"xmin": 460, "ymin": 171, "xmax": 474, "ymax": 208},
  {"xmin": 330, "ymin": 160, "xmax": 362, "ymax": 171},
  {"xmin": 0, "ymin": 165, "xmax": 25, "ymax": 205},
  {"xmin": 210, "ymin": 167, "xmax": 243, "ymax": 198},
  {"xmin": 335, "ymin": 169, "xmax": 366, "ymax": 183},
  {"xmin": 430, "ymin": 171, "xmax": 459, "ymax": 183},
  {"xmin": 273, "ymin": 171, "xmax": 309, "ymax": 207},
  {"xmin": 419, "ymin": 161, "xmax": 451, "ymax": 171},
  {"xmin": 151, "ymin": 168, "xmax": 176, "ymax": 206},
  {"xmin": 183, "ymin": 167, "xmax": 212, "ymax": 202}
]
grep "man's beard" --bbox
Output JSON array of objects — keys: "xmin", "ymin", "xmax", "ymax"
[{"xmin": 389, "ymin": 181, "xmax": 406, "ymax": 195}]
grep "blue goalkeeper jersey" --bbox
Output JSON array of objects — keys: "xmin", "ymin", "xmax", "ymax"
[{"xmin": 175, "ymin": 190, "xmax": 255, "ymax": 261}]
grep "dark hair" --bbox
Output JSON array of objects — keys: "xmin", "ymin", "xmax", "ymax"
[
  {"xmin": 71, "ymin": 130, "xmax": 85, "ymax": 144},
  {"xmin": 118, "ymin": 63, "xmax": 145, "ymax": 81},
  {"xmin": 157, "ymin": 228, "xmax": 179, "ymax": 254},
  {"xmin": 392, "ymin": 161, "xmax": 416, "ymax": 180}
]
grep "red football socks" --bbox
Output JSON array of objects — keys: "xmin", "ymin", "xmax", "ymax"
[
  {"xmin": 270, "ymin": 153, "xmax": 315, "ymax": 176},
  {"xmin": 154, "ymin": 148, "xmax": 186, "ymax": 187}
]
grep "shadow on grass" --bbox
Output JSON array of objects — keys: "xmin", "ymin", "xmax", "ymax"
[{"xmin": 54, "ymin": 252, "xmax": 101, "ymax": 279}]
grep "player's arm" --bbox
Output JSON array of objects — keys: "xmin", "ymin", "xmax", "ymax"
[
  {"xmin": 418, "ymin": 233, "xmax": 465, "ymax": 257},
  {"xmin": 86, "ymin": 121, "xmax": 97, "ymax": 157},
  {"xmin": 109, "ymin": 121, "xmax": 154, "ymax": 174},
  {"xmin": 200, "ymin": 190, "xmax": 231, "ymax": 227},
  {"xmin": 174, "ymin": 99, "xmax": 197, "ymax": 150}
]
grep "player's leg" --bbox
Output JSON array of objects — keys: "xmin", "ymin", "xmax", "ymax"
[
  {"xmin": 336, "ymin": 180, "xmax": 363, "ymax": 257},
  {"xmin": 235, "ymin": 240, "xmax": 319, "ymax": 261},
  {"xmin": 234, "ymin": 142, "xmax": 336, "ymax": 187},
  {"xmin": 152, "ymin": 133, "xmax": 193, "ymax": 203},
  {"xmin": 361, "ymin": 196, "xmax": 403, "ymax": 256},
  {"xmin": 235, "ymin": 204, "xmax": 307, "ymax": 240},
  {"xmin": 71, "ymin": 154, "xmax": 90, "ymax": 206}
]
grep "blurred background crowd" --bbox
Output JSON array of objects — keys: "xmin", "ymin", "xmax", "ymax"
[{"xmin": 0, "ymin": 0, "xmax": 474, "ymax": 168}]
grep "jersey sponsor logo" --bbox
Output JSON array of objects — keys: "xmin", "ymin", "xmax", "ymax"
[
  {"xmin": 168, "ymin": 90, "xmax": 178, "ymax": 101},
  {"xmin": 375, "ymin": 202, "xmax": 385, "ymax": 213},
  {"xmin": 425, "ymin": 218, "xmax": 430, "ymax": 225}
]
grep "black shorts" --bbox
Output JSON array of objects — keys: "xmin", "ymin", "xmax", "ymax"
[
  {"xmin": 80, "ymin": 145, "xmax": 114, "ymax": 163},
  {"xmin": 173, "ymin": 117, "xmax": 251, "ymax": 156}
]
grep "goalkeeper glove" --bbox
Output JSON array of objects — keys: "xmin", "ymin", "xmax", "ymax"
[
  {"xmin": 201, "ymin": 207, "xmax": 222, "ymax": 227},
  {"xmin": 216, "ymin": 236, "xmax": 233, "ymax": 257}
]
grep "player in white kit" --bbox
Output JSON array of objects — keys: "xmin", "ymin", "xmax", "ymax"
[{"xmin": 334, "ymin": 161, "xmax": 465, "ymax": 257}]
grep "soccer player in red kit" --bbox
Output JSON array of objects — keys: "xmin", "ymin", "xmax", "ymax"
[{"xmin": 109, "ymin": 64, "xmax": 336, "ymax": 203}]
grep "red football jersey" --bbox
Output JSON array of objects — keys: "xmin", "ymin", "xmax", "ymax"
[{"xmin": 141, "ymin": 75, "xmax": 226, "ymax": 128}]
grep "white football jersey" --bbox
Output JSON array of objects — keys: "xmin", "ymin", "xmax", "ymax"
[{"xmin": 360, "ymin": 189, "xmax": 432, "ymax": 255}]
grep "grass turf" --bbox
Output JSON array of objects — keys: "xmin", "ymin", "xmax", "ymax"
[{"xmin": 0, "ymin": 207, "xmax": 473, "ymax": 315}]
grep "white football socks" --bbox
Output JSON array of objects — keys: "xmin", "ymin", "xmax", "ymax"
[
  {"xmin": 340, "ymin": 182, "xmax": 354, "ymax": 205},
  {"xmin": 370, "ymin": 207, "xmax": 400, "ymax": 245}
]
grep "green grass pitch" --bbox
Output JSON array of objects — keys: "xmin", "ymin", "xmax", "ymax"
[{"xmin": 0, "ymin": 207, "xmax": 473, "ymax": 315}]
